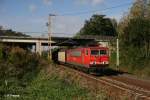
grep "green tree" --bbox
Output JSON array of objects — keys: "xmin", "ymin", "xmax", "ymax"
[
  {"xmin": 118, "ymin": 0, "xmax": 150, "ymax": 37},
  {"xmin": 0, "ymin": 27, "xmax": 29, "ymax": 37},
  {"xmin": 119, "ymin": 0, "xmax": 150, "ymax": 58},
  {"xmin": 130, "ymin": 0, "xmax": 145, "ymax": 18},
  {"xmin": 117, "ymin": 13, "xmax": 129, "ymax": 37},
  {"xmin": 76, "ymin": 14, "xmax": 117, "ymax": 37},
  {"xmin": 122, "ymin": 17, "xmax": 150, "ymax": 57},
  {"xmin": 116, "ymin": 0, "xmax": 150, "ymax": 76},
  {"xmin": 129, "ymin": 0, "xmax": 150, "ymax": 18}
]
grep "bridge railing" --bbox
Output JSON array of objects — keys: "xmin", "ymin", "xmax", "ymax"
[
  {"xmin": 0, "ymin": 34, "xmax": 116, "ymax": 41},
  {"xmin": 74, "ymin": 35, "xmax": 116, "ymax": 41}
]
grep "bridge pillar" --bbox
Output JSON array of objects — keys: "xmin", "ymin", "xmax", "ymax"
[{"xmin": 36, "ymin": 41, "xmax": 42, "ymax": 56}]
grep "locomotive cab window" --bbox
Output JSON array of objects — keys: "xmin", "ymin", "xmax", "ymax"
[
  {"xmin": 100, "ymin": 50, "xmax": 107, "ymax": 55},
  {"xmin": 91, "ymin": 50, "xmax": 99, "ymax": 55}
]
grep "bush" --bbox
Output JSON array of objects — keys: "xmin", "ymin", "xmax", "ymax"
[
  {"xmin": 0, "ymin": 46, "xmax": 48, "ymax": 98},
  {"xmin": 118, "ymin": 17, "xmax": 150, "ymax": 77}
]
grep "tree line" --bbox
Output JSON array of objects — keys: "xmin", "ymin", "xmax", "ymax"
[
  {"xmin": 76, "ymin": 0, "xmax": 150, "ymax": 76},
  {"xmin": 0, "ymin": 26, "xmax": 29, "ymax": 37}
]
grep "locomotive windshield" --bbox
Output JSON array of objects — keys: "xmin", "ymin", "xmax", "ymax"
[
  {"xmin": 91, "ymin": 50, "xmax": 99, "ymax": 55},
  {"xmin": 91, "ymin": 49, "xmax": 107, "ymax": 56},
  {"xmin": 100, "ymin": 50, "xmax": 107, "ymax": 55}
]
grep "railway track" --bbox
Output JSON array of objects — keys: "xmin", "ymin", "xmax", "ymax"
[
  {"xmin": 100, "ymin": 77, "xmax": 150, "ymax": 99},
  {"xmin": 59, "ymin": 65, "xmax": 150, "ymax": 100}
]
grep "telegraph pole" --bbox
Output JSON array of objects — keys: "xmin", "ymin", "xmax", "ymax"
[
  {"xmin": 116, "ymin": 38, "xmax": 119, "ymax": 70},
  {"xmin": 47, "ymin": 14, "xmax": 56, "ymax": 60}
]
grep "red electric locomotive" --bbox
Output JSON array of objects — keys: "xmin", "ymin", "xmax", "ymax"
[{"xmin": 58, "ymin": 46, "xmax": 109, "ymax": 72}]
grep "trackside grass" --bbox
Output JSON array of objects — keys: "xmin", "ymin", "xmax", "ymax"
[
  {"xmin": 2, "ymin": 65, "xmax": 110, "ymax": 100},
  {"xmin": 0, "ymin": 46, "xmax": 110, "ymax": 100},
  {"xmin": 21, "ymin": 70, "xmax": 89, "ymax": 100}
]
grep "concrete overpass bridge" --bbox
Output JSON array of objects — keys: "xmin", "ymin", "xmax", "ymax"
[{"xmin": 0, "ymin": 36, "xmax": 115, "ymax": 55}]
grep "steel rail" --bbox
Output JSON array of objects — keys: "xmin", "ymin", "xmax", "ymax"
[
  {"xmin": 100, "ymin": 77, "xmax": 150, "ymax": 94},
  {"xmin": 99, "ymin": 77, "xmax": 150, "ymax": 99},
  {"xmin": 60, "ymin": 65, "xmax": 150, "ymax": 100}
]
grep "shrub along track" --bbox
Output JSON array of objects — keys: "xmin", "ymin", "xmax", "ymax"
[{"xmin": 58, "ymin": 64, "xmax": 150, "ymax": 100}]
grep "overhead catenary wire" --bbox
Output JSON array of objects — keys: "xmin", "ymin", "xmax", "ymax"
[
  {"xmin": 19, "ymin": 2, "xmax": 134, "ymax": 35},
  {"xmin": 46, "ymin": 2, "xmax": 133, "ymax": 46},
  {"xmin": 58, "ymin": 2, "xmax": 133, "ymax": 16},
  {"xmin": 16, "ymin": 1, "xmax": 134, "ymax": 39}
]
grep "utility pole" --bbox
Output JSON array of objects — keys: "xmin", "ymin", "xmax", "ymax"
[
  {"xmin": 47, "ymin": 14, "xmax": 56, "ymax": 60},
  {"xmin": 116, "ymin": 38, "xmax": 119, "ymax": 70}
]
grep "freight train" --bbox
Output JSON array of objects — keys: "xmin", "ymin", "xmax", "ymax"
[{"xmin": 52, "ymin": 46, "xmax": 109, "ymax": 73}]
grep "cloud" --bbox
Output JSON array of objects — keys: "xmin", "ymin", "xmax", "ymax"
[
  {"xmin": 0, "ymin": 15, "xmax": 84, "ymax": 37},
  {"xmin": 76, "ymin": 0, "xmax": 104, "ymax": 6},
  {"xmin": 92, "ymin": 0, "xmax": 104, "ymax": 5},
  {"xmin": 52, "ymin": 16, "xmax": 84, "ymax": 36},
  {"xmin": 109, "ymin": 13, "xmax": 123, "ymax": 22},
  {"xmin": 29, "ymin": 4, "xmax": 37, "ymax": 13},
  {"xmin": 43, "ymin": 0, "xmax": 52, "ymax": 5}
]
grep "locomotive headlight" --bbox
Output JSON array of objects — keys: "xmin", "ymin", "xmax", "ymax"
[
  {"xmin": 90, "ymin": 61, "xmax": 96, "ymax": 65},
  {"xmin": 90, "ymin": 62, "xmax": 93, "ymax": 64},
  {"xmin": 106, "ymin": 61, "xmax": 109, "ymax": 64},
  {"xmin": 101, "ymin": 61, "xmax": 109, "ymax": 64},
  {"xmin": 100, "ymin": 62, "xmax": 103, "ymax": 64},
  {"xmin": 104, "ymin": 61, "xmax": 108, "ymax": 64},
  {"xmin": 100, "ymin": 61, "xmax": 107, "ymax": 64}
]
